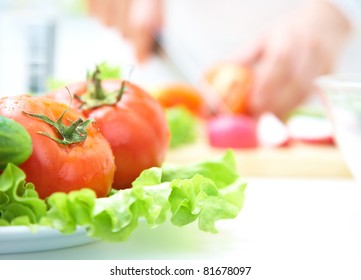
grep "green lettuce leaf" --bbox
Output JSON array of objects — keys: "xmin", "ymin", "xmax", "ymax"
[
  {"xmin": 162, "ymin": 150, "xmax": 239, "ymax": 189},
  {"xmin": 0, "ymin": 151, "xmax": 246, "ymax": 242},
  {"xmin": 47, "ymin": 78, "xmax": 67, "ymax": 91},
  {"xmin": 0, "ymin": 163, "xmax": 47, "ymax": 226},
  {"xmin": 166, "ymin": 106, "xmax": 198, "ymax": 148},
  {"xmin": 169, "ymin": 174, "xmax": 245, "ymax": 233},
  {"xmin": 96, "ymin": 63, "xmax": 121, "ymax": 79},
  {"xmin": 47, "ymin": 62, "xmax": 122, "ymax": 91}
]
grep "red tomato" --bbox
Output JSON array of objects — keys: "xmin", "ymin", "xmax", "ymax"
[
  {"xmin": 49, "ymin": 79, "xmax": 170, "ymax": 189},
  {"xmin": 0, "ymin": 95, "xmax": 115, "ymax": 199}
]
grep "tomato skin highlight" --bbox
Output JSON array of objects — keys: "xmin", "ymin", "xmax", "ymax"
[
  {"xmin": 50, "ymin": 80, "xmax": 170, "ymax": 189},
  {"xmin": 0, "ymin": 95, "xmax": 115, "ymax": 199}
]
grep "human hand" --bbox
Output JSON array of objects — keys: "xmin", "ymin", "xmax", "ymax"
[
  {"xmin": 238, "ymin": 1, "xmax": 351, "ymax": 119},
  {"xmin": 87, "ymin": 0, "xmax": 163, "ymax": 63}
]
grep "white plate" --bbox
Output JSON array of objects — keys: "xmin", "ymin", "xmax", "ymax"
[{"xmin": 0, "ymin": 226, "xmax": 97, "ymax": 255}]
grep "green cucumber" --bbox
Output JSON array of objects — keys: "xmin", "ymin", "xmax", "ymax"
[{"xmin": 0, "ymin": 115, "xmax": 32, "ymax": 170}]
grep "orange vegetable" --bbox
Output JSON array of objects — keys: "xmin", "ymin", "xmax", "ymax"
[
  {"xmin": 150, "ymin": 83, "xmax": 208, "ymax": 117},
  {"xmin": 205, "ymin": 62, "xmax": 252, "ymax": 114}
]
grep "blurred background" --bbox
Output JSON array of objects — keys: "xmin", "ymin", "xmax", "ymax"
[
  {"xmin": 1, "ymin": 0, "xmax": 361, "ymax": 96},
  {"xmin": 0, "ymin": 0, "xmax": 176, "ymax": 96}
]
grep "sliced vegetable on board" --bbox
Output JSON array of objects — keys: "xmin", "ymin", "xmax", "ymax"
[
  {"xmin": 207, "ymin": 114, "xmax": 258, "ymax": 149},
  {"xmin": 257, "ymin": 112, "xmax": 290, "ymax": 148},
  {"xmin": 287, "ymin": 115, "xmax": 334, "ymax": 145}
]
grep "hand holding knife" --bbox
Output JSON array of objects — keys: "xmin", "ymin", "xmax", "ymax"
[{"xmin": 153, "ymin": 38, "xmax": 252, "ymax": 117}]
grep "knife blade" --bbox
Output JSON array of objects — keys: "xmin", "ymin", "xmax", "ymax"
[{"xmin": 153, "ymin": 38, "xmax": 231, "ymax": 116}]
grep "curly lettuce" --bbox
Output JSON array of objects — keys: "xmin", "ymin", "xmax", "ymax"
[{"xmin": 0, "ymin": 151, "xmax": 246, "ymax": 242}]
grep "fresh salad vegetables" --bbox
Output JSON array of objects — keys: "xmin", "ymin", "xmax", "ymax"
[
  {"xmin": 166, "ymin": 106, "xmax": 198, "ymax": 148},
  {"xmin": 257, "ymin": 113, "xmax": 290, "ymax": 148},
  {"xmin": 0, "ymin": 151, "xmax": 246, "ymax": 242},
  {"xmin": 0, "ymin": 63, "xmax": 247, "ymax": 243},
  {"xmin": 0, "ymin": 115, "xmax": 32, "ymax": 170},
  {"xmin": 287, "ymin": 114, "xmax": 334, "ymax": 145},
  {"xmin": 0, "ymin": 95, "xmax": 115, "ymax": 199},
  {"xmin": 49, "ymin": 66, "xmax": 169, "ymax": 190}
]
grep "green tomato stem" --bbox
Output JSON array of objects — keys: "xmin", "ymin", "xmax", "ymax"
[
  {"xmin": 74, "ymin": 65, "xmax": 127, "ymax": 110},
  {"xmin": 22, "ymin": 93, "xmax": 94, "ymax": 145}
]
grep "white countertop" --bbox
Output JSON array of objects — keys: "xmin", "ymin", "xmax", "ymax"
[{"xmin": 2, "ymin": 177, "xmax": 361, "ymax": 279}]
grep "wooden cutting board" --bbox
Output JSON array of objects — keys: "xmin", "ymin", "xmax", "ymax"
[{"xmin": 166, "ymin": 139, "xmax": 352, "ymax": 178}]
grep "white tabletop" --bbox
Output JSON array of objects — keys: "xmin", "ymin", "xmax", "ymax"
[{"xmin": 2, "ymin": 177, "xmax": 361, "ymax": 279}]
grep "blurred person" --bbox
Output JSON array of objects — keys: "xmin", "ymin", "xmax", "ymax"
[{"xmin": 87, "ymin": 0, "xmax": 360, "ymax": 119}]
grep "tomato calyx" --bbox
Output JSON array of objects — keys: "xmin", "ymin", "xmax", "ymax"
[
  {"xmin": 74, "ymin": 65, "xmax": 126, "ymax": 110},
  {"xmin": 23, "ymin": 96, "xmax": 94, "ymax": 145}
]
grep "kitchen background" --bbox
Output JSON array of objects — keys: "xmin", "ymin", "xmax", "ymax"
[
  {"xmin": 1, "ymin": 0, "xmax": 361, "ymax": 98},
  {"xmin": 0, "ymin": 0, "xmax": 178, "ymax": 97}
]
